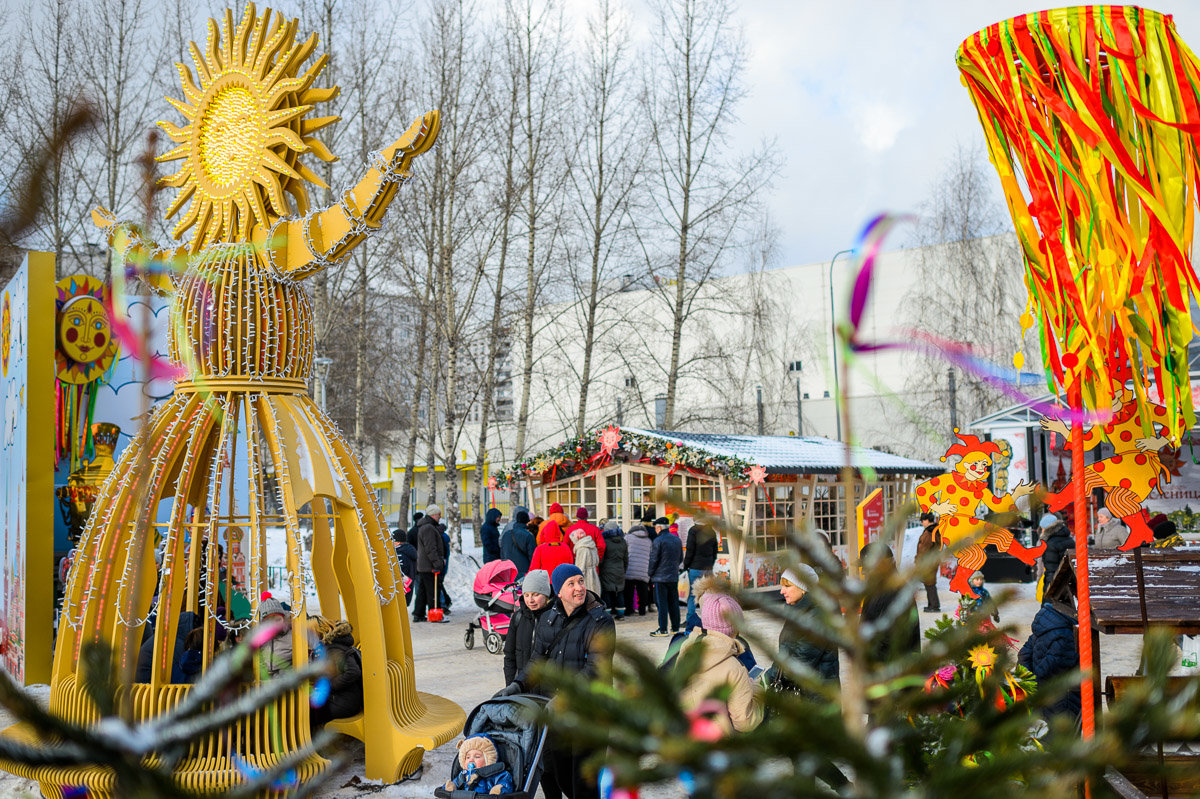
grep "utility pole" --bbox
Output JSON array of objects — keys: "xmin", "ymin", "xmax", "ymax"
[
  {"xmin": 828, "ymin": 249, "xmax": 853, "ymax": 441},
  {"xmin": 795, "ymin": 379, "xmax": 803, "ymax": 436},
  {"xmin": 948, "ymin": 368, "xmax": 958, "ymax": 432},
  {"xmin": 756, "ymin": 385, "xmax": 764, "ymax": 435},
  {"xmin": 616, "ymin": 397, "xmax": 624, "ymax": 426}
]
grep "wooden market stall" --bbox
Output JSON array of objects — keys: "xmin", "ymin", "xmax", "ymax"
[{"xmin": 498, "ymin": 427, "xmax": 942, "ymax": 589}]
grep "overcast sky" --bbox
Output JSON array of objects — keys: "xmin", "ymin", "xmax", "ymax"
[{"xmin": 726, "ymin": 1, "xmax": 1200, "ymax": 268}]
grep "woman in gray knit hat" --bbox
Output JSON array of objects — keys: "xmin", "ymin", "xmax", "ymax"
[{"xmin": 503, "ymin": 570, "xmax": 553, "ymax": 685}]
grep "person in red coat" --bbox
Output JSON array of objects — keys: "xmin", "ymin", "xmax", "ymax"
[
  {"xmin": 530, "ymin": 520, "xmax": 575, "ymax": 575},
  {"xmin": 565, "ymin": 507, "xmax": 605, "ymax": 559}
]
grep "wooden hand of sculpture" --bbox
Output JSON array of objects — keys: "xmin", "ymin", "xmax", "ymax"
[
  {"xmin": 929, "ymin": 496, "xmax": 956, "ymax": 517},
  {"xmin": 1038, "ymin": 416, "xmax": 1070, "ymax": 439},
  {"xmin": 91, "ymin": 207, "xmax": 188, "ymax": 295},
  {"xmin": 1010, "ymin": 480, "xmax": 1036, "ymax": 500},
  {"xmin": 252, "ymin": 110, "xmax": 441, "ymax": 281},
  {"xmin": 1135, "ymin": 435, "xmax": 1171, "ymax": 453}
]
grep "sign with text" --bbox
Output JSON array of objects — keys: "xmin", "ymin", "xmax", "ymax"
[{"xmin": 856, "ymin": 487, "xmax": 884, "ymax": 554}]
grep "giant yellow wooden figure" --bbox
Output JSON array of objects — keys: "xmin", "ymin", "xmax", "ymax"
[{"xmin": 1, "ymin": 5, "xmax": 461, "ymax": 795}]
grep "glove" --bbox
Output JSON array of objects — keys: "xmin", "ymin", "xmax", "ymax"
[{"xmin": 493, "ymin": 682, "xmax": 521, "ymax": 698}]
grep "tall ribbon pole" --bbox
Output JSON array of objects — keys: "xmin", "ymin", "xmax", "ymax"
[{"xmin": 1071, "ymin": 383, "xmax": 1096, "ymax": 754}]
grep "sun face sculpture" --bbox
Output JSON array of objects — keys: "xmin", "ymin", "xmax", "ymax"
[
  {"xmin": 158, "ymin": 5, "xmax": 338, "ymax": 249},
  {"xmin": 8, "ymin": 5, "xmax": 456, "ymax": 795}
]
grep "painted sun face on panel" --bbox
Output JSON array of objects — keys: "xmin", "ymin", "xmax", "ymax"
[
  {"xmin": 54, "ymin": 276, "xmax": 119, "ymax": 385},
  {"xmin": 58, "ymin": 297, "xmax": 110, "ymax": 365},
  {"xmin": 1, "ymin": 291, "xmax": 10, "ymax": 377}
]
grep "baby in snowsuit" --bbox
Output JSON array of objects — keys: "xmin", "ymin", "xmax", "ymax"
[{"xmin": 444, "ymin": 735, "xmax": 515, "ymax": 795}]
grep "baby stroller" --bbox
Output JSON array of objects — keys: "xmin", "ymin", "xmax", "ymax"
[
  {"xmin": 464, "ymin": 559, "xmax": 521, "ymax": 654},
  {"xmin": 434, "ymin": 694, "xmax": 549, "ymax": 799}
]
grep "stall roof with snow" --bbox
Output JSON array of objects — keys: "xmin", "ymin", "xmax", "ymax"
[{"xmin": 497, "ymin": 427, "xmax": 941, "ymax": 589}]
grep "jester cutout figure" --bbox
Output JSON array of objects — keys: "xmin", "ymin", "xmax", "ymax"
[
  {"xmin": 1040, "ymin": 378, "xmax": 1187, "ymax": 551},
  {"xmin": 915, "ymin": 431, "xmax": 1043, "ymax": 598}
]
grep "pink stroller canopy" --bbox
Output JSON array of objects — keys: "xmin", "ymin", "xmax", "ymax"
[{"xmin": 473, "ymin": 559, "xmax": 519, "ymax": 593}]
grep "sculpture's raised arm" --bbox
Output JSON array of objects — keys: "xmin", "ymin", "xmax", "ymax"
[
  {"xmin": 253, "ymin": 110, "xmax": 440, "ymax": 281},
  {"xmin": 91, "ymin": 207, "xmax": 190, "ymax": 296}
]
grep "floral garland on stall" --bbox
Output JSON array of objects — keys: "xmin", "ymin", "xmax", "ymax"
[{"xmin": 492, "ymin": 427, "xmax": 755, "ymax": 488}]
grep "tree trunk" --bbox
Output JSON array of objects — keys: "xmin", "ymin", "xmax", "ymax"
[{"xmin": 575, "ymin": 156, "xmax": 604, "ymax": 437}]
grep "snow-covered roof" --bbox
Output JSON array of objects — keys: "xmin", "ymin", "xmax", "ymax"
[{"xmin": 622, "ymin": 428, "xmax": 942, "ymax": 476}]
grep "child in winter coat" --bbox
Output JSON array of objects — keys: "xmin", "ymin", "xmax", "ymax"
[
  {"xmin": 444, "ymin": 735, "xmax": 515, "ymax": 795},
  {"xmin": 529, "ymin": 520, "xmax": 574, "ymax": 575},
  {"xmin": 569, "ymin": 529, "xmax": 601, "ymax": 596},
  {"xmin": 961, "ymin": 572, "xmax": 1000, "ymax": 622},
  {"xmin": 308, "ymin": 617, "xmax": 364, "ymax": 727}
]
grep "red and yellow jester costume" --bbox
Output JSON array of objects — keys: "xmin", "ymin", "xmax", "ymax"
[
  {"xmin": 915, "ymin": 431, "xmax": 1043, "ymax": 598},
  {"xmin": 1041, "ymin": 387, "xmax": 1187, "ymax": 550}
]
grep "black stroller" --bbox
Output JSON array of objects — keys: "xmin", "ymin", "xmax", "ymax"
[{"xmin": 434, "ymin": 694, "xmax": 549, "ymax": 799}]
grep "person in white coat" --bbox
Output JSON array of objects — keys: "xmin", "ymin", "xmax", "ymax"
[{"xmin": 569, "ymin": 529, "xmax": 602, "ymax": 597}]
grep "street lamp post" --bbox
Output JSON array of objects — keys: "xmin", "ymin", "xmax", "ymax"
[
  {"xmin": 828, "ymin": 248, "xmax": 853, "ymax": 441},
  {"xmin": 313, "ymin": 356, "xmax": 333, "ymax": 413}
]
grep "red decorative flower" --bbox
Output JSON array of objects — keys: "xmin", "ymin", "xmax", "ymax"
[
  {"xmin": 748, "ymin": 464, "xmax": 767, "ymax": 484},
  {"xmin": 597, "ymin": 425, "xmax": 622, "ymax": 457}
]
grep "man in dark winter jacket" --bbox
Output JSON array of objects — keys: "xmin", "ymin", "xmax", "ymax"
[
  {"xmin": 501, "ymin": 510, "xmax": 537, "ymax": 577},
  {"xmin": 1018, "ymin": 601, "xmax": 1081, "ymax": 721},
  {"xmin": 500, "ymin": 564, "xmax": 614, "ymax": 799},
  {"xmin": 598, "ymin": 521, "xmax": 628, "ymax": 617},
  {"xmin": 648, "ymin": 524, "xmax": 683, "ymax": 636},
  {"xmin": 480, "ymin": 508, "xmax": 503, "ymax": 563},
  {"xmin": 439, "ymin": 523, "xmax": 454, "ymax": 613},
  {"xmin": 682, "ymin": 522, "xmax": 717, "ymax": 630},
  {"xmin": 915, "ymin": 512, "xmax": 942, "ymax": 613},
  {"xmin": 502, "ymin": 505, "xmax": 529, "ymax": 537},
  {"xmin": 406, "ymin": 512, "xmax": 424, "ymax": 547},
  {"xmin": 1038, "ymin": 513, "xmax": 1074, "ymax": 587},
  {"xmin": 503, "ymin": 569, "xmax": 553, "ymax": 684},
  {"xmin": 413, "ymin": 506, "xmax": 445, "ymax": 622},
  {"xmin": 395, "ymin": 539, "xmax": 418, "ymax": 603}
]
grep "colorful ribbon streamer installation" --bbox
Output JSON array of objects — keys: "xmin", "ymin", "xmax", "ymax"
[{"xmin": 957, "ymin": 6, "xmax": 1200, "ymax": 438}]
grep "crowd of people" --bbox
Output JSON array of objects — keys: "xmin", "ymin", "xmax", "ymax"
[
  {"xmin": 381, "ymin": 501, "xmax": 1178, "ymax": 798},
  {"xmin": 477, "ymin": 503, "xmax": 722, "ymax": 639}
]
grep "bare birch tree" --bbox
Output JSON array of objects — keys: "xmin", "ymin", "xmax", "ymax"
[
  {"xmin": 473, "ymin": 42, "xmax": 525, "ymax": 523},
  {"xmin": 901, "ymin": 143, "xmax": 1035, "ymax": 460},
  {"xmin": 640, "ymin": 0, "xmax": 778, "ymax": 430},
  {"xmin": 507, "ymin": 0, "xmax": 572, "ymax": 465},
  {"xmin": 403, "ymin": 0, "xmax": 497, "ymax": 539},
  {"xmin": 13, "ymin": 0, "xmax": 91, "ymax": 273},
  {"xmin": 78, "ymin": 0, "xmax": 163, "ymax": 268},
  {"xmin": 565, "ymin": 0, "xmax": 646, "ymax": 438}
]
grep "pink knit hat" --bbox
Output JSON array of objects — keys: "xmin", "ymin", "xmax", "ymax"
[{"xmin": 700, "ymin": 592, "xmax": 743, "ymax": 637}]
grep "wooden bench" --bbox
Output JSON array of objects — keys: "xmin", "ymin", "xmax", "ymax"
[
  {"xmin": 1104, "ymin": 675, "xmax": 1195, "ymax": 706},
  {"xmin": 1103, "ymin": 675, "xmax": 1200, "ymax": 798}
]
